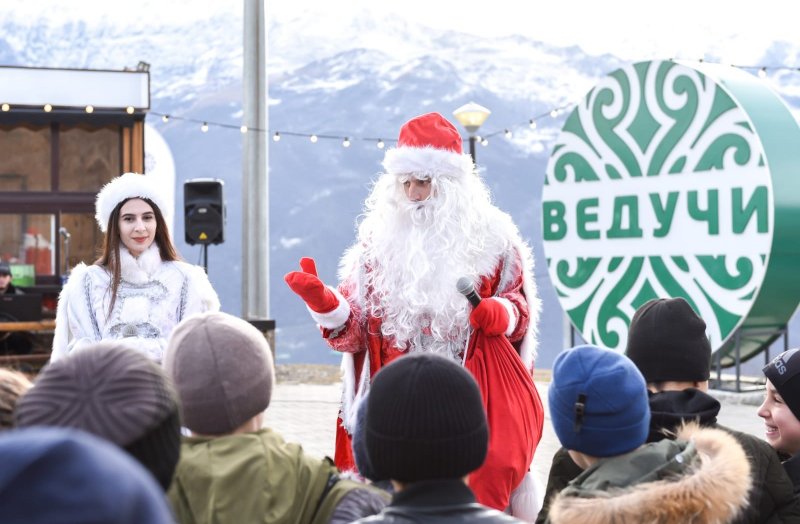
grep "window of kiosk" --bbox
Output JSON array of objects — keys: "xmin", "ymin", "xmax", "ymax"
[
  {"xmin": 0, "ymin": 214, "xmax": 55, "ymax": 278},
  {"xmin": 58, "ymin": 124, "xmax": 121, "ymax": 192},
  {"xmin": 0, "ymin": 125, "xmax": 52, "ymax": 192}
]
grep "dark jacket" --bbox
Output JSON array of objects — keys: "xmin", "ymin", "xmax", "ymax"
[
  {"xmin": 547, "ymin": 425, "xmax": 751, "ymax": 523},
  {"xmin": 538, "ymin": 389, "xmax": 800, "ymax": 524},
  {"xmin": 781, "ymin": 453, "xmax": 800, "ymax": 495},
  {"xmin": 353, "ymin": 479, "xmax": 521, "ymax": 523},
  {"xmin": 0, "ymin": 282, "xmax": 22, "ymax": 295}
]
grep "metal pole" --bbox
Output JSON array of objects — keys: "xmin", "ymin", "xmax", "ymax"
[
  {"xmin": 468, "ymin": 135, "xmax": 477, "ymax": 164},
  {"xmin": 242, "ymin": 0, "xmax": 269, "ymax": 320}
]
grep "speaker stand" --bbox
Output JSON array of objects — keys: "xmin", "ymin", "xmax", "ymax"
[{"xmin": 201, "ymin": 244, "xmax": 209, "ymax": 274}]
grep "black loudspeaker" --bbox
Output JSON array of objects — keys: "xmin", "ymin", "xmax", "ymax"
[{"xmin": 184, "ymin": 179, "xmax": 225, "ymax": 245}]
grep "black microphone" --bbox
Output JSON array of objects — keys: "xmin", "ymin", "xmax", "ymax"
[{"xmin": 456, "ymin": 277, "xmax": 481, "ymax": 307}]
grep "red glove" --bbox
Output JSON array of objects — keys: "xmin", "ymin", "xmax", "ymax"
[
  {"xmin": 284, "ymin": 257, "xmax": 339, "ymax": 313},
  {"xmin": 469, "ymin": 298, "xmax": 510, "ymax": 336}
]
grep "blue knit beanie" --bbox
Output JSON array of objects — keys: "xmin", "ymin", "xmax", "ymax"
[{"xmin": 548, "ymin": 344, "xmax": 650, "ymax": 457}]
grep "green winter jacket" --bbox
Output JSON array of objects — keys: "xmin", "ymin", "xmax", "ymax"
[{"xmin": 168, "ymin": 428, "xmax": 382, "ymax": 524}]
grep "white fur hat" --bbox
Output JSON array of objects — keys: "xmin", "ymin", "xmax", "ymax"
[
  {"xmin": 382, "ymin": 112, "xmax": 474, "ymax": 179},
  {"xmin": 95, "ymin": 173, "xmax": 169, "ymax": 232}
]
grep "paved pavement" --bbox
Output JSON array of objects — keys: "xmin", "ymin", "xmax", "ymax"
[{"xmin": 267, "ymin": 380, "xmax": 769, "ymax": 487}]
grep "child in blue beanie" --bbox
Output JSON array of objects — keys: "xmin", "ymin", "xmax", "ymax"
[{"xmin": 544, "ymin": 344, "xmax": 752, "ymax": 523}]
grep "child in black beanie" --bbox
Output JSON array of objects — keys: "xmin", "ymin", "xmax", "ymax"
[
  {"xmin": 353, "ymin": 352, "xmax": 521, "ymax": 523},
  {"xmin": 538, "ymin": 298, "xmax": 800, "ymax": 523},
  {"xmin": 760, "ymin": 348, "xmax": 800, "ymax": 493}
]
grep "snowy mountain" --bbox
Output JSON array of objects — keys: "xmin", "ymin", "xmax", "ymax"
[{"xmin": 2, "ymin": 8, "xmax": 798, "ymax": 368}]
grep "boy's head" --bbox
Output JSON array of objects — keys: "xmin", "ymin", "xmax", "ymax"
[
  {"xmin": 164, "ymin": 311, "xmax": 274, "ymax": 436},
  {"xmin": 15, "ymin": 343, "xmax": 181, "ymax": 490},
  {"xmin": 549, "ymin": 344, "xmax": 650, "ymax": 457},
  {"xmin": 625, "ymin": 297, "xmax": 711, "ymax": 384},
  {"xmin": 365, "ymin": 353, "xmax": 488, "ymax": 483},
  {"xmin": 759, "ymin": 348, "xmax": 800, "ymax": 455},
  {"xmin": 0, "ymin": 368, "xmax": 32, "ymax": 430},
  {"xmin": 0, "ymin": 427, "xmax": 173, "ymax": 523}
]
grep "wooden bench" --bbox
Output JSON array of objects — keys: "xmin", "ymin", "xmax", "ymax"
[{"xmin": 0, "ymin": 320, "xmax": 55, "ymax": 371}]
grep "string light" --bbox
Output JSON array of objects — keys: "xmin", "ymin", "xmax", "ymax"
[
  {"xmin": 134, "ymin": 59, "xmax": 797, "ymax": 153},
  {"xmin": 126, "ymin": 106, "xmax": 135, "ymax": 114},
  {"xmin": 1, "ymin": 103, "xmax": 9, "ymax": 112},
  {"xmin": 43, "ymin": 104, "xmax": 52, "ymax": 112},
  {"xmin": 85, "ymin": 105, "xmax": 94, "ymax": 114}
]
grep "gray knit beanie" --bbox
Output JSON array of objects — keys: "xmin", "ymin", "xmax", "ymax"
[
  {"xmin": 164, "ymin": 311, "xmax": 274, "ymax": 435},
  {"xmin": 15, "ymin": 342, "xmax": 180, "ymax": 489}
]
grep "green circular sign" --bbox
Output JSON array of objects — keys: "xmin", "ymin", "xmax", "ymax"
[{"xmin": 543, "ymin": 60, "xmax": 800, "ymax": 363}]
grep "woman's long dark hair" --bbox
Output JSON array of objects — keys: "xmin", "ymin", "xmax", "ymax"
[{"xmin": 96, "ymin": 197, "xmax": 180, "ymax": 319}]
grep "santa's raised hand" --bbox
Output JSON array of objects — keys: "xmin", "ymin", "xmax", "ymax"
[{"xmin": 284, "ymin": 257, "xmax": 339, "ymax": 313}]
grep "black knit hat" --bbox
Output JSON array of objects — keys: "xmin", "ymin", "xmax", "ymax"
[
  {"xmin": 625, "ymin": 297, "xmax": 711, "ymax": 383},
  {"xmin": 365, "ymin": 353, "xmax": 488, "ymax": 482},
  {"xmin": 15, "ymin": 342, "xmax": 180, "ymax": 490},
  {"xmin": 764, "ymin": 348, "xmax": 800, "ymax": 420}
]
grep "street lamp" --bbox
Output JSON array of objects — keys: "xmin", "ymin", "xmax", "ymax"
[{"xmin": 453, "ymin": 102, "xmax": 491, "ymax": 164}]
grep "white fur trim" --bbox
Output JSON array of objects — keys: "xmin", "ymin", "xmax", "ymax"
[
  {"xmin": 509, "ymin": 470, "xmax": 545, "ymax": 521},
  {"xmin": 340, "ymin": 350, "xmax": 371, "ymax": 435},
  {"xmin": 95, "ymin": 172, "xmax": 170, "ymax": 232},
  {"xmin": 494, "ymin": 297, "xmax": 518, "ymax": 337},
  {"xmin": 382, "ymin": 146, "xmax": 474, "ymax": 178},
  {"xmin": 119, "ymin": 244, "xmax": 162, "ymax": 283},
  {"xmin": 308, "ymin": 287, "xmax": 350, "ymax": 329}
]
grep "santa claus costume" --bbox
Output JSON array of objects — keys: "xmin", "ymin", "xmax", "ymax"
[{"xmin": 286, "ymin": 112, "xmax": 544, "ymax": 514}]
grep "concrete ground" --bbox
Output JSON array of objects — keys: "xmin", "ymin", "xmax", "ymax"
[{"xmin": 267, "ymin": 378, "xmax": 768, "ymax": 487}]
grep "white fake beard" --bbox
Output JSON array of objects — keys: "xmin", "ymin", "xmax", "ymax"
[{"xmin": 357, "ymin": 174, "xmax": 505, "ymax": 359}]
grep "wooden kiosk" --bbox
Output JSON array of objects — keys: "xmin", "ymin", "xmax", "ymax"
[{"xmin": 0, "ymin": 65, "xmax": 149, "ymax": 368}]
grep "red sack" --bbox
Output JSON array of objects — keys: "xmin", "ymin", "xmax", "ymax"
[{"xmin": 465, "ymin": 330, "xmax": 544, "ymax": 511}]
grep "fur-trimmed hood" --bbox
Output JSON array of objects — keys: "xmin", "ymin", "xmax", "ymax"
[{"xmin": 548, "ymin": 424, "xmax": 752, "ymax": 524}]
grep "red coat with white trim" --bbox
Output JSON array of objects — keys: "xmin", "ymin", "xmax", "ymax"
[{"xmin": 311, "ymin": 243, "xmax": 537, "ymax": 472}]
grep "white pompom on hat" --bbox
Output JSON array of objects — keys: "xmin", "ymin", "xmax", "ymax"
[
  {"xmin": 95, "ymin": 173, "xmax": 169, "ymax": 232},
  {"xmin": 382, "ymin": 112, "xmax": 474, "ymax": 179}
]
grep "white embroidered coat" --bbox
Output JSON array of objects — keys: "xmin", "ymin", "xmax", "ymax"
[{"xmin": 51, "ymin": 244, "xmax": 220, "ymax": 363}]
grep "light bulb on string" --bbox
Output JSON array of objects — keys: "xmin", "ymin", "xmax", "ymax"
[
  {"xmin": 758, "ymin": 67, "xmax": 767, "ymax": 78},
  {"xmin": 310, "ymin": 134, "xmax": 318, "ymax": 143},
  {"xmin": 1, "ymin": 103, "xmax": 9, "ymax": 112},
  {"xmin": 377, "ymin": 139, "xmax": 385, "ymax": 149},
  {"xmin": 162, "ymin": 114, "xmax": 169, "ymax": 123},
  {"xmin": 342, "ymin": 137, "xmax": 351, "ymax": 148},
  {"xmin": 273, "ymin": 132, "xmax": 281, "ymax": 142},
  {"xmin": 529, "ymin": 119, "xmax": 537, "ymax": 129},
  {"xmin": 201, "ymin": 122, "xmax": 209, "ymax": 132},
  {"xmin": 550, "ymin": 109, "xmax": 559, "ymax": 118},
  {"xmin": 504, "ymin": 129, "xmax": 512, "ymax": 138},
  {"xmin": 481, "ymin": 138, "xmax": 488, "ymax": 146},
  {"xmin": 240, "ymin": 125, "xmax": 248, "ymax": 134},
  {"xmin": 126, "ymin": 106, "xmax": 135, "ymax": 114},
  {"xmin": 85, "ymin": 105, "xmax": 94, "ymax": 114},
  {"xmin": 44, "ymin": 104, "xmax": 52, "ymax": 112}
]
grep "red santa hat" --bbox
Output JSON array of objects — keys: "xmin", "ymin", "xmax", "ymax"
[
  {"xmin": 382, "ymin": 112, "xmax": 475, "ymax": 179},
  {"xmin": 95, "ymin": 172, "xmax": 169, "ymax": 232}
]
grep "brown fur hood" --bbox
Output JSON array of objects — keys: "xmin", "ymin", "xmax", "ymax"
[{"xmin": 548, "ymin": 424, "xmax": 752, "ymax": 523}]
